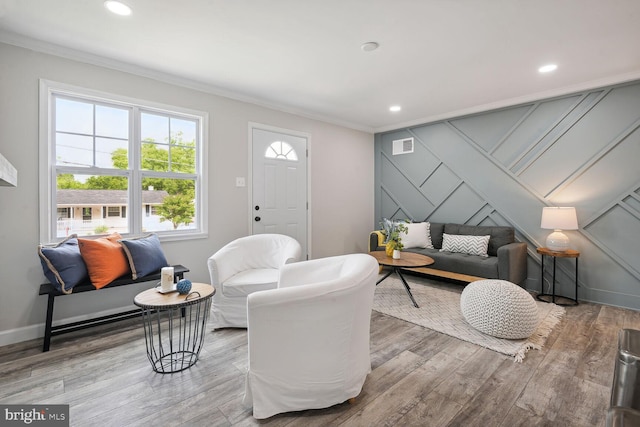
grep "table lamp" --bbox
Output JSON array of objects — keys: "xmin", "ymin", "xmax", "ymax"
[{"xmin": 541, "ymin": 207, "xmax": 578, "ymax": 252}]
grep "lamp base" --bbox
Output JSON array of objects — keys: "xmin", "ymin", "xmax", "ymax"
[{"xmin": 546, "ymin": 230, "xmax": 570, "ymax": 252}]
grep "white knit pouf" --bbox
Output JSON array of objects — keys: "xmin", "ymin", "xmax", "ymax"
[{"xmin": 460, "ymin": 279, "xmax": 539, "ymax": 339}]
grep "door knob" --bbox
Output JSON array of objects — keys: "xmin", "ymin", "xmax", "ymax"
[{"xmin": 254, "ymin": 216, "xmax": 261, "ymax": 222}]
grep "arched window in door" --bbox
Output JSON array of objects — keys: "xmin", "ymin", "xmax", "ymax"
[{"xmin": 265, "ymin": 141, "xmax": 298, "ymax": 161}]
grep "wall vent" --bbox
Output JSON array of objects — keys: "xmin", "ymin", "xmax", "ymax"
[{"xmin": 392, "ymin": 137, "xmax": 414, "ymax": 155}]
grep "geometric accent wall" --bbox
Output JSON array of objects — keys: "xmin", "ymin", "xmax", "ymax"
[{"xmin": 375, "ymin": 80, "xmax": 640, "ymax": 310}]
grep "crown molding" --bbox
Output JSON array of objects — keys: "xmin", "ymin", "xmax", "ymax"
[
  {"xmin": 0, "ymin": 30, "xmax": 374, "ymax": 134},
  {"xmin": 374, "ymin": 71, "xmax": 640, "ymax": 134}
]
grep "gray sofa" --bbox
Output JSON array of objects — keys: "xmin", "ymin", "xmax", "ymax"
[{"xmin": 369, "ymin": 222, "xmax": 527, "ymax": 285}]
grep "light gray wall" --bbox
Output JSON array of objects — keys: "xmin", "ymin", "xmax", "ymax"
[
  {"xmin": 375, "ymin": 80, "xmax": 640, "ymax": 310},
  {"xmin": 0, "ymin": 42, "xmax": 374, "ymax": 346}
]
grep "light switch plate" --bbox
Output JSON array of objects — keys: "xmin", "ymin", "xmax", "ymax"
[{"xmin": 236, "ymin": 177, "xmax": 246, "ymax": 187}]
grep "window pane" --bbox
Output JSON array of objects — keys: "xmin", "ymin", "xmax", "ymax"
[
  {"xmin": 96, "ymin": 137, "xmax": 128, "ymax": 169},
  {"xmin": 141, "ymin": 178, "xmax": 196, "ymax": 232},
  {"xmin": 56, "ymin": 98, "xmax": 93, "ymax": 134},
  {"xmin": 56, "ymin": 173, "xmax": 129, "ymax": 237},
  {"xmin": 56, "ymin": 134, "xmax": 93, "ymax": 167},
  {"xmin": 265, "ymin": 141, "xmax": 298, "ymax": 161},
  {"xmin": 141, "ymin": 142, "xmax": 169, "ymax": 172},
  {"xmin": 141, "ymin": 112, "xmax": 169, "ymax": 143},
  {"xmin": 96, "ymin": 105, "xmax": 129, "ymax": 139},
  {"xmin": 171, "ymin": 117, "xmax": 197, "ymax": 145},
  {"xmin": 171, "ymin": 146, "xmax": 195, "ymax": 173}
]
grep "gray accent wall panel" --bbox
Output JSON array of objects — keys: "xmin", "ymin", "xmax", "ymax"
[{"xmin": 374, "ymin": 80, "xmax": 640, "ymax": 310}]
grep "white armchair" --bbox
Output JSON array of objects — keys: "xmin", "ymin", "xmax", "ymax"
[
  {"xmin": 207, "ymin": 233, "xmax": 302, "ymax": 328},
  {"xmin": 242, "ymin": 253, "xmax": 380, "ymax": 419}
]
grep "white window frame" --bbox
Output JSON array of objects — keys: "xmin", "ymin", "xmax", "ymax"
[{"xmin": 39, "ymin": 79, "xmax": 208, "ymax": 243}]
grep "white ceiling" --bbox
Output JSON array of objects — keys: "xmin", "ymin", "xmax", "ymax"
[{"xmin": 1, "ymin": 0, "xmax": 640, "ymax": 133}]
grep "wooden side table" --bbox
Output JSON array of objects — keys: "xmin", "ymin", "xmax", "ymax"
[
  {"xmin": 369, "ymin": 251, "xmax": 434, "ymax": 308},
  {"xmin": 537, "ymin": 247, "xmax": 579, "ymax": 306},
  {"xmin": 134, "ymin": 283, "xmax": 215, "ymax": 373}
]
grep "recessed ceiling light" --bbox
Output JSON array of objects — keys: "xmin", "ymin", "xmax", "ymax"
[
  {"xmin": 538, "ymin": 64, "xmax": 558, "ymax": 73},
  {"xmin": 389, "ymin": 105, "xmax": 401, "ymax": 112},
  {"xmin": 361, "ymin": 42, "xmax": 379, "ymax": 52},
  {"xmin": 104, "ymin": 1, "xmax": 132, "ymax": 16}
]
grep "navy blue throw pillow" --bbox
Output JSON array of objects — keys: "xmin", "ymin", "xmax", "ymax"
[
  {"xmin": 119, "ymin": 234, "xmax": 169, "ymax": 279},
  {"xmin": 38, "ymin": 234, "xmax": 89, "ymax": 294}
]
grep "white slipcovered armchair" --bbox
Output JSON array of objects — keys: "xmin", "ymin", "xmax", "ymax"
[
  {"xmin": 207, "ymin": 233, "xmax": 302, "ymax": 328},
  {"xmin": 242, "ymin": 253, "xmax": 379, "ymax": 419}
]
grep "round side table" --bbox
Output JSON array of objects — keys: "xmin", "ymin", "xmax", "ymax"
[
  {"xmin": 537, "ymin": 247, "xmax": 579, "ymax": 306},
  {"xmin": 134, "ymin": 282, "xmax": 215, "ymax": 373}
]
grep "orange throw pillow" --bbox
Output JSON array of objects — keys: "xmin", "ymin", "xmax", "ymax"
[{"xmin": 78, "ymin": 232, "xmax": 131, "ymax": 289}]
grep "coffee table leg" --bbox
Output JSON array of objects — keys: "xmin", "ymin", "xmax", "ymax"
[
  {"xmin": 395, "ymin": 268, "xmax": 419, "ymax": 308},
  {"xmin": 376, "ymin": 268, "xmax": 394, "ymax": 286}
]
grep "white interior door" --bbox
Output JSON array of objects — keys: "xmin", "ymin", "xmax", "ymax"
[{"xmin": 251, "ymin": 127, "xmax": 308, "ymax": 258}]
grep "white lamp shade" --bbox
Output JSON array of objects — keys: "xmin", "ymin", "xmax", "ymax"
[
  {"xmin": 541, "ymin": 207, "xmax": 578, "ymax": 230},
  {"xmin": 541, "ymin": 207, "xmax": 578, "ymax": 251}
]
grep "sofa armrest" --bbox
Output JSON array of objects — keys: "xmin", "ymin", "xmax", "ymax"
[
  {"xmin": 369, "ymin": 231, "xmax": 385, "ymax": 252},
  {"xmin": 497, "ymin": 242, "xmax": 527, "ymax": 285}
]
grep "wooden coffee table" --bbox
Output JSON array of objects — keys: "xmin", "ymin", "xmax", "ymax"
[{"xmin": 369, "ymin": 251, "xmax": 435, "ymax": 308}]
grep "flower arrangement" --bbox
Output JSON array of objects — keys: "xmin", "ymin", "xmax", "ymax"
[{"xmin": 380, "ymin": 218, "xmax": 409, "ymax": 251}]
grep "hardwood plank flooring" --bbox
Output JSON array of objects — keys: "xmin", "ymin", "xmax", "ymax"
[{"xmin": 1, "ymin": 280, "xmax": 636, "ymax": 427}]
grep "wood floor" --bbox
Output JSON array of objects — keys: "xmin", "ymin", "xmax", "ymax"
[{"xmin": 1, "ymin": 279, "xmax": 637, "ymax": 427}]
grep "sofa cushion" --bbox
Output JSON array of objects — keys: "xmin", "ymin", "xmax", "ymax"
[
  {"xmin": 443, "ymin": 224, "xmax": 514, "ymax": 256},
  {"xmin": 441, "ymin": 233, "xmax": 490, "ymax": 257},
  {"xmin": 401, "ymin": 222, "xmax": 434, "ymax": 249},
  {"xmin": 428, "ymin": 222, "xmax": 446, "ymax": 249},
  {"xmin": 406, "ymin": 248, "xmax": 500, "ymax": 278}
]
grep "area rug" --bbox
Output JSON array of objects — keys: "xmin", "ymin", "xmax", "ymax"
[{"xmin": 373, "ymin": 275, "xmax": 565, "ymax": 362}]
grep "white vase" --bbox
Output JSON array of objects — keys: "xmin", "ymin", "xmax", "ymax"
[{"xmin": 392, "ymin": 249, "xmax": 401, "ymax": 259}]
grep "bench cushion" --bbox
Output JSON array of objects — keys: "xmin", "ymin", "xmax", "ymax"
[
  {"xmin": 119, "ymin": 233, "xmax": 169, "ymax": 279},
  {"xmin": 37, "ymin": 234, "xmax": 89, "ymax": 294},
  {"xmin": 78, "ymin": 233, "xmax": 130, "ymax": 289}
]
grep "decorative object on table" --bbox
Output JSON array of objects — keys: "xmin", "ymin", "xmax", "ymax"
[
  {"xmin": 176, "ymin": 278, "xmax": 192, "ymax": 294},
  {"xmin": 379, "ymin": 218, "xmax": 408, "ymax": 258},
  {"xmin": 160, "ymin": 266, "xmax": 174, "ymax": 292},
  {"xmin": 373, "ymin": 274, "xmax": 564, "ymax": 362},
  {"xmin": 460, "ymin": 279, "xmax": 539, "ymax": 339},
  {"xmin": 540, "ymin": 207, "xmax": 578, "ymax": 252},
  {"xmin": 392, "ymin": 249, "xmax": 400, "ymax": 259}
]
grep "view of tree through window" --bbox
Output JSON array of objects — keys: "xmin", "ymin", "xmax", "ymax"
[{"xmin": 48, "ymin": 88, "xmax": 203, "ymax": 240}]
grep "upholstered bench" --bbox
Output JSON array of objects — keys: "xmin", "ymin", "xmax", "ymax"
[{"xmin": 460, "ymin": 279, "xmax": 539, "ymax": 339}]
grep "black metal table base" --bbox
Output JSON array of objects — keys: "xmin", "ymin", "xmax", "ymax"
[
  {"xmin": 538, "ymin": 252, "xmax": 579, "ymax": 307},
  {"xmin": 140, "ymin": 298, "xmax": 212, "ymax": 373},
  {"xmin": 377, "ymin": 267, "xmax": 419, "ymax": 308},
  {"xmin": 537, "ymin": 293, "xmax": 578, "ymax": 306}
]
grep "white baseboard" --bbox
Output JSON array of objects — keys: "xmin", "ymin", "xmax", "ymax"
[{"xmin": 0, "ymin": 304, "xmax": 139, "ymax": 348}]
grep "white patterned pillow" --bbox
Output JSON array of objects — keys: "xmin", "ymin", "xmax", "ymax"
[
  {"xmin": 401, "ymin": 222, "xmax": 434, "ymax": 249},
  {"xmin": 440, "ymin": 233, "xmax": 490, "ymax": 257}
]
